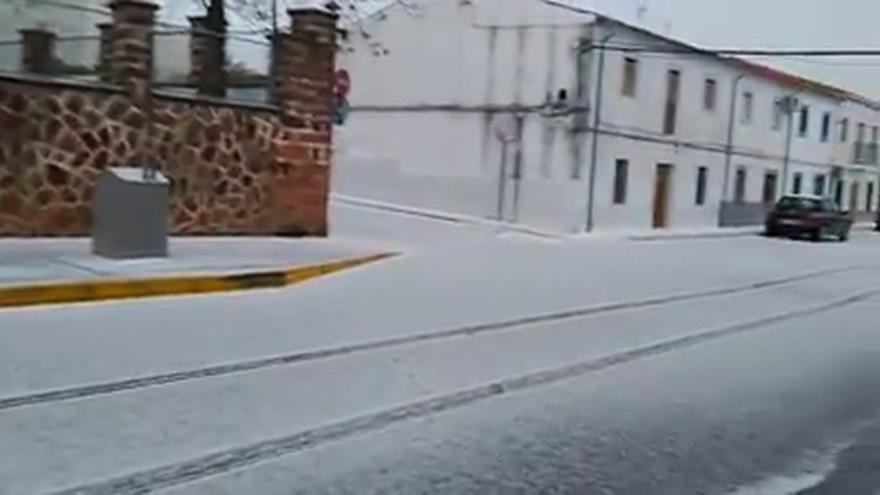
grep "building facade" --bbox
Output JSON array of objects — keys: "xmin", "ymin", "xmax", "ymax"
[{"xmin": 335, "ymin": 0, "xmax": 880, "ymax": 233}]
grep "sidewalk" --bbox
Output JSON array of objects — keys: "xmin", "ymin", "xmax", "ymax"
[
  {"xmin": 625, "ymin": 222, "xmax": 876, "ymax": 242},
  {"xmin": 0, "ymin": 237, "xmax": 391, "ymax": 308}
]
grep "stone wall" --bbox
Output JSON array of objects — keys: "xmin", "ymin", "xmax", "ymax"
[
  {"xmin": 0, "ymin": 4, "xmax": 336, "ymax": 237},
  {"xmin": 0, "ymin": 76, "xmax": 328, "ymax": 236}
]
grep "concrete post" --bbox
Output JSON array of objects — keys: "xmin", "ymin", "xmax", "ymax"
[{"xmin": 19, "ymin": 28, "xmax": 56, "ymax": 74}]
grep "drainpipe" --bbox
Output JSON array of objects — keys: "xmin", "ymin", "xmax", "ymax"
[
  {"xmin": 722, "ymin": 74, "xmax": 745, "ymax": 203},
  {"xmin": 511, "ymin": 113, "xmax": 525, "ymax": 222},
  {"xmin": 781, "ymin": 93, "xmax": 800, "ymax": 195},
  {"xmin": 585, "ymin": 31, "xmax": 615, "ymax": 232}
]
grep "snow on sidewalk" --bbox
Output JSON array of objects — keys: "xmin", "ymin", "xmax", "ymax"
[{"xmin": 0, "ymin": 237, "xmax": 373, "ymax": 286}]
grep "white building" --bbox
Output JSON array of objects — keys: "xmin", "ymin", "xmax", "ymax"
[{"xmin": 334, "ymin": 0, "xmax": 880, "ymax": 233}]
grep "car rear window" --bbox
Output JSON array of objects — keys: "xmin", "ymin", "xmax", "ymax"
[{"xmin": 777, "ymin": 197, "xmax": 823, "ymax": 212}]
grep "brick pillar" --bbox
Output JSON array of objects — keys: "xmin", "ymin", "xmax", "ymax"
[
  {"xmin": 188, "ymin": 15, "xmax": 226, "ymax": 97},
  {"xmin": 188, "ymin": 16, "xmax": 208, "ymax": 86},
  {"xmin": 106, "ymin": 0, "xmax": 158, "ymax": 89},
  {"xmin": 274, "ymin": 9, "xmax": 338, "ymax": 129},
  {"xmin": 107, "ymin": 0, "xmax": 159, "ymax": 177},
  {"xmin": 19, "ymin": 28, "xmax": 56, "ymax": 74},
  {"xmin": 270, "ymin": 8, "xmax": 338, "ymax": 236},
  {"xmin": 97, "ymin": 22, "xmax": 113, "ymax": 82}
]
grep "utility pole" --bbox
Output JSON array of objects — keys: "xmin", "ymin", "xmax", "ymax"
[{"xmin": 270, "ymin": 0, "xmax": 278, "ymax": 103}]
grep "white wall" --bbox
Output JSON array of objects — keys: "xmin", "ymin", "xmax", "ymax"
[
  {"xmin": 334, "ymin": 1, "xmax": 880, "ymax": 234},
  {"xmin": 335, "ymin": 0, "xmax": 595, "ymax": 233}
]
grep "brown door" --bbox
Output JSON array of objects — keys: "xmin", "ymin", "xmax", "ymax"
[{"xmin": 653, "ymin": 164, "xmax": 674, "ymax": 228}]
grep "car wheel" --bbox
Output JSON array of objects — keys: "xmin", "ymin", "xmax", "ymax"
[
  {"xmin": 840, "ymin": 230, "xmax": 850, "ymax": 242},
  {"xmin": 811, "ymin": 228, "xmax": 823, "ymax": 242}
]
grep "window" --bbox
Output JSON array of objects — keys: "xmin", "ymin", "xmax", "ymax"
[
  {"xmin": 663, "ymin": 69, "xmax": 681, "ymax": 135},
  {"xmin": 777, "ymin": 196, "xmax": 823, "ymax": 212},
  {"xmin": 741, "ymin": 92, "xmax": 753, "ymax": 124},
  {"xmin": 792, "ymin": 172, "xmax": 803, "ymax": 195},
  {"xmin": 772, "ymin": 99, "xmax": 784, "ymax": 131},
  {"xmin": 703, "ymin": 78, "xmax": 717, "ymax": 111},
  {"xmin": 734, "ymin": 167, "xmax": 747, "ymax": 203},
  {"xmin": 840, "ymin": 118, "xmax": 849, "ymax": 142},
  {"xmin": 798, "ymin": 106, "xmax": 810, "ymax": 137},
  {"xmin": 857, "ymin": 122, "xmax": 866, "ymax": 143},
  {"xmin": 613, "ymin": 159, "xmax": 628, "ymax": 204},
  {"xmin": 762, "ymin": 171, "xmax": 778, "ymax": 204},
  {"xmin": 872, "ymin": 126, "xmax": 879, "ymax": 144},
  {"xmin": 622, "ymin": 58, "xmax": 638, "ymax": 97},
  {"xmin": 868, "ymin": 182, "xmax": 875, "ymax": 212},
  {"xmin": 814, "ymin": 174, "xmax": 827, "ymax": 196},
  {"xmin": 695, "ymin": 166, "xmax": 708, "ymax": 205},
  {"xmin": 820, "ymin": 112, "xmax": 831, "ymax": 142},
  {"xmin": 834, "ymin": 180, "xmax": 844, "ymax": 206}
]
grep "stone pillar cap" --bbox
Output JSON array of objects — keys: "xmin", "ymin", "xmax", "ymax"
[
  {"xmin": 19, "ymin": 28, "xmax": 56, "ymax": 35},
  {"xmin": 287, "ymin": 6, "xmax": 340, "ymax": 19},
  {"xmin": 108, "ymin": 0, "xmax": 159, "ymax": 11}
]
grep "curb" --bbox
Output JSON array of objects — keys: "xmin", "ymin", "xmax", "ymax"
[
  {"xmin": 0, "ymin": 253, "xmax": 395, "ymax": 310},
  {"xmin": 630, "ymin": 223, "xmax": 877, "ymax": 241}
]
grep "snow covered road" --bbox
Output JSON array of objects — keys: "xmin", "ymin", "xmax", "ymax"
[{"xmin": 1, "ymin": 232, "xmax": 879, "ymax": 493}]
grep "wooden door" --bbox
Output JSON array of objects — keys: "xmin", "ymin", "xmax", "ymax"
[{"xmin": 653, "ymin": 164, "xmax": 674, "ymax": 228}]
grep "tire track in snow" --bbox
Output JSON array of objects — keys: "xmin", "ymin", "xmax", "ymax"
[
  {"xmin": 0, "ymin": 264, "xmax": 872, "ymax": 413},
  {"xmin": 49, "ymin": 290, "xmax": 879, "ymax": 495}
]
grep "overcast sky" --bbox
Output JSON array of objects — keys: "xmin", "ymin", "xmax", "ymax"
[
  {"xmin": 159, "ymin": 0, "xmax": 880, "ymax": 99},
  {"xmin": 569, "ymin": 0, "xmax": 880, "ymax": 99}
]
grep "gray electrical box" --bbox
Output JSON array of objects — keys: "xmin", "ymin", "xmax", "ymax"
[{"xmin": 92, "ymin": 167, "xmax": 169, "ymax": 259}]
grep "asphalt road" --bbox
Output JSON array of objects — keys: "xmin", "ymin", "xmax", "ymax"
[{"xmin": 1, "ymin": 233, "xmax": 879, "ymax": 494}]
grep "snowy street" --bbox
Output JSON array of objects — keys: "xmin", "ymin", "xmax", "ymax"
[{"xmin": 1, "ymin": 223, "xmax": 880, "ymax": 493}]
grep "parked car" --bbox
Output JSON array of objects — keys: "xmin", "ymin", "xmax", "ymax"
[
  {"xmin": 765, "ymin": 195, "xmax": 853, "ymax": 242},
  {"xmin": 876, "ymin": 208, "xmax": 880, "ymax": 232}
]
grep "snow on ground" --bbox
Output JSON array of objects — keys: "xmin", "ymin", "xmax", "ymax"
[
  {"xmin": 2, "ymin": 272, "xmax": 876, "ymax": 494},
  {"xmin": 102, "ymin": 300, "xmax": 880, "ymax": 495},
  {"xmin": 0, "ymin": 237, "xmax": 372, "ymax": 286},
  {"xmin": 2, "ymin": 199, "xmax": 880, "ymax": 493}
]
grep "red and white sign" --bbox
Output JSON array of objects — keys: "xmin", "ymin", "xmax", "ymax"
[{"xmin": 334, "ymin": 69, "xmax": 351, "ymax": 97}]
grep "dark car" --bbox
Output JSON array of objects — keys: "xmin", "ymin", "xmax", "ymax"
[{"xmin": 765, "ymin": 195, "xmax": 853, "ymax": 242}]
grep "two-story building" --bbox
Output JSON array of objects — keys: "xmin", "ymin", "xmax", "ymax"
[{"xmin": 334, "ymin": 0, "xmax": 880, "ymax": 233}]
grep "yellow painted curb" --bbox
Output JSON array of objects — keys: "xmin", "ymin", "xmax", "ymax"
[{"xmin": 0, "ymin": 253, "xmax": 396, "ymax": 310}]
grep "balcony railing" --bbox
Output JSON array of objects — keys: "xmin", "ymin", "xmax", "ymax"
[{"xmin": 852, "ymin": 142, "xmax": 879, "ymax": 165}]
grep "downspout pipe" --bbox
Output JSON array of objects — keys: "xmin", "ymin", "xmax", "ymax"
[
  {"xmin": 585, "ymin": 32, "xmax": 614, "ymax": 232},
  {"xmin": 722, "ymin": 74, "xmax": 745, "ymax": 204},
  {"xmin": 781, "ymin": 92, "xmax": 801, "ymax": 195}
]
